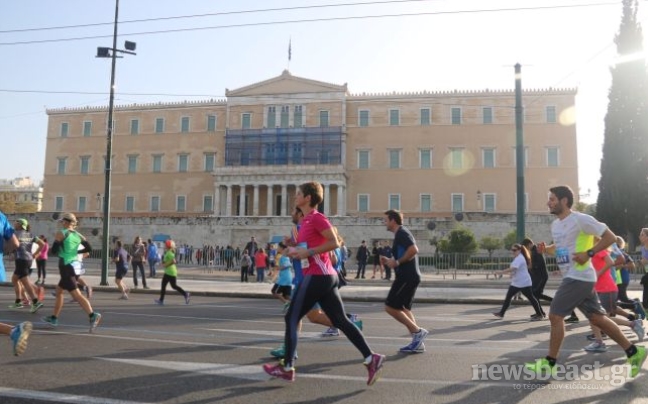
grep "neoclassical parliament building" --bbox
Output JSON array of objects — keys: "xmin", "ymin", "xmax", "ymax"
[{"xmin": 43, "ymin": 70, "xmax": 578, "ymax": 220}]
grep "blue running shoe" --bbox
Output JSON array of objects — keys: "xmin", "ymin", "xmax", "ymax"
[
  {"xmin": 89, "ymin": 312, "xmax": 102, "ymax": 333},
  {"xmin": 10, "ymin": 322, "xmax": 32, "ymax": 356},
  {"xmin": 410, "ymin": 328, "xmax": 429, "ymax": 351},
  {"xmin": 42, "ymin": 315, "xmax": 58, "ymax": 327},
  {"xmin": 400, "ymin": 342, "xmax": 425, "ymax": 353}
]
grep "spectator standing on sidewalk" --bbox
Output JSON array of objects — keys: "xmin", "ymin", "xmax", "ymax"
[
  {"xmin": 381, "ymin": 242, "xmax": 393, "ymax": 281},
  {"xmin": 381, "ymin": 209, "xmax": 428, "ymax": 353},
  {"xmin": 245, "ymin": 237, "xmax": 259, "ymax": 276},
  {"xmin": 355, "ymin": 240, "xmax": 369, "ymax": 279},
  {"xmin": 35, "ymin": 235, "xmax": 49, "ymax": 285},
  {"xmin": 147, "ymin": 239, "xmax": 159, "ymax": 278},
  {"xmin": 254, "ymin": 248, "xmax": 268, "ymax": 283},
  {"xmin": 131, "ymin": 236, "xmax": 149, "ymax": 289},
  {"xmin": 371, "ymin": 243, "xmax": 382, "ymax": 280},
  {"xmin": 240, "ymin": 250, "xmax": 251, "ymax": 282}
]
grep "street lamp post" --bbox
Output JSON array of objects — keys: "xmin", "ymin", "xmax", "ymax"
[{"xmin": 96, "ymin": 0, "xmax": 136, "ymax": 286}]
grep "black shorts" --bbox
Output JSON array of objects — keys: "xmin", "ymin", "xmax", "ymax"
[
  {"xmin": 271, "ymin": 284, "xmax": 292, "ymax": 298},
  {"xmin": 58, "ymin": 259, "xmax": 79, "ymax": 292},
  {"xmin": 385, "ymin": 277, "xmax": 420, "ymax": 311},
  {"xmin": 115, "ymin": 267, "xmax": 128, "ymax": 280},
  {"xmin": 14, "ymin": 259, "xmax": 32, "ymax": 279}
]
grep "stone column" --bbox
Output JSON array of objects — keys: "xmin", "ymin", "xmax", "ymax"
[
  {"xmin": 281, "ymin": 184, "xmax": 288, "ymax": 216},
  {"xmin": 225, "ymin": 185, "xmax": 232, "ymax": 217},
  {"xmin": 267, "ymin": 185, "xmax": 274, "ymax": 216},
  {"xmin": 253, "ymin": 184, "xmax": 259, "ymax": 216},
  {"xmin": 324, "ymin": 183, "xmax": 331, "ymax": 216},
  {"xmin": 239, "ymin": 185, "xmax": 246, "ymax": 216},
  {"xmin": 214, "ymin": 185, "xmax": 221, "ymax": 216},
  {"xmin": 337, "ymin": 183, "xmax": 345, "ymax": 216}
]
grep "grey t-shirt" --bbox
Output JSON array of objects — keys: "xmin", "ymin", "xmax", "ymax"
[{"xmin": 15, "ymin": 229, "xmax": 36, "ymax": 261}]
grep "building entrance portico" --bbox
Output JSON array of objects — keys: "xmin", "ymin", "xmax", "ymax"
[{"xmin": 212, "ymin": 166, "xmax": 346, "ymax": 217}]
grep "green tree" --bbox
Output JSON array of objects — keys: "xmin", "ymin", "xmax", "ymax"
[
  {"xmin": 437, "ymin": 227, "xmax": 478, "ymax": 254},
  {"xmin": 596, "ymin": 0, "xmax": 648, "ymax": 248},
  {"xmin": 503, "ymin": 230, "xmax": 518, "ymax": 250},
  {"xmin": 480, "ymin": 236, "xmax": 503, "ymax": 258}
]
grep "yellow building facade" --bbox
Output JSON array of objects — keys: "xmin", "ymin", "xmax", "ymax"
[{"xmin": 43, "ymin": 70, "xmax": 578, "ymax": 219}]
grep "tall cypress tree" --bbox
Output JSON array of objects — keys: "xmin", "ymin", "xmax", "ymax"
[{"xmin": 596, "ymin": 0, "xmax": 648, "ymax": 248}]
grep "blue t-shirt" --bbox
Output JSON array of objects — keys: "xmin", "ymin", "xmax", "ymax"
[
  {"xmin": 277, "ymin": 255, "xmax": 293, "ymax": 286},
  {"xmin": 0, "ymin": 212, "xmax": 15, "ymax": 282}
]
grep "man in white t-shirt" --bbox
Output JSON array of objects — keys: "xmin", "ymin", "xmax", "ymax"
[{"xmin": 525, "ymin": 185, "xmax": 646, "ymax": 378}]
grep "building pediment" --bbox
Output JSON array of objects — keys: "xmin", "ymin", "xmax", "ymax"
[{"xmin": 226, "ymin": 70, "xmax": 347, "ymax": 97}]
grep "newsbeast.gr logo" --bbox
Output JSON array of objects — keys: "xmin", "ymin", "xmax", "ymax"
[{"xmin": 471, "ymin": 362, "xmax": 629, "ymax": 387}]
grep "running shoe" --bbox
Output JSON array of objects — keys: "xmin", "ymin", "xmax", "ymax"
[
  {"xmin": 321, "ymin": 327, "xmax": 340, "ymax": 337},
  {"xmin": 628, "ymin": 345, "xmax": 647, "ymax": 377},
  {"xmin": 270, "ymin": 344, "xmax": 298, "ymax": 359},
  {"xmin": 400, "ymin": 342, "xmax": 426, "ymax": 353},
  {"xmin": 492, "ymin": 312, "xmax": 503, "ymax": 319},
  {"xmin": 42, "ymin": 315, "xmax": 58, "ymax": 326},
  {"xmin": 89, "ymin": 312, "xmax": 102, "ymax": 333},
  {"xmin": 8, "ymin": 302, "xmax": 23, "ymax": 309},
  {"xmin": 119, "ymin": 294, "xmax": 129, "ymax": 300},
  {"xmin": 524, "ymin": 358, "xmax": 556, "ymax": 377},
  {"xmin": 365, "ymin": 353, "xmax": 386, "ymax": 386},
  {"xmin": 410, "ymin": 328, "xmax": 429, "ymax": 351},
  {"xmin": 262, "ymin": 363, "xmax": 295, "ymax": 382},
  {"xmin": 564, "ymin": 315, "xmax": 580, "ymax": 324},
  {"xmin": 354, "ymin": 319, "xmax": 364, "ymax": 330},
  {"xmin": 10, "ymin": 321, "xmax": 32, "ymax": 356},
  {"xmin": 632, "ymin": 320, "xmax": 645, "ymax": 342},
  {"xmin": 143, "ymin": 286, "xmax": 150, "ymax": 290},
  {"xmin": 185, "ymin": 292, "xmax": 191, "ymax": 305},
  {"xmin": 583, "ymin": 341, "xmax": 608, "ymax": 352},
  {"xmin": 529, "ymin": 314, "xmax": 546, "ymax": 321},
  {"xmin": 154, "ymin": 299, "xmax": 164, "ymax": 305},
  {"xmin": 282, "ymin": 301, "xmax": 290, "ymax": 314},
  {"xmin": 29, "ymin": 301, "xmax": 44, "ymax": 314},
  {"xmin": 633, "ymin": 300, "xmax": 647, "ymax": 320}
]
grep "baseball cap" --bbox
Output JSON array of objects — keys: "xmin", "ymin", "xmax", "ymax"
[
  {"xmin": 16, "ymin": 218, "xmax": 28, "ymax": 229},
  {"xmin": 60, "ymin": 212, "xmax": 78, "ymax": 223}
]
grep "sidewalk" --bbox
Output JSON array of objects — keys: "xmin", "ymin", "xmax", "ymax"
[{"xmin": 7, "ymin": 261, "xmax": 643, "ymax": 305}]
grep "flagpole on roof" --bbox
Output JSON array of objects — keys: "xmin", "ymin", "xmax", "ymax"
[{"xmin": 287, "ymin": 37, "xmax": 291, "ymax": 70}]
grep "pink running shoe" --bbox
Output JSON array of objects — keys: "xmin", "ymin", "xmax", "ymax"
[
  {"xmin": 262, "ymin": 363, "xmax": 295, "ymax": 382},
  {"xmin": 365, "ymin": 353, "xmax": 386, "ymax": 386}
]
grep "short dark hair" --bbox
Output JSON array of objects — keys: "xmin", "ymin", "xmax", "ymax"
[
  {"xmin": 299, "ymin": 182, "xmax": 323, "ymax": 207},
  {"xmin": 550, "ymin": 185, "xmax": 574, "ymax": 208},
  {"xmin": 384, "ymin": 209, "xmax": 403, "ymax": 225}
]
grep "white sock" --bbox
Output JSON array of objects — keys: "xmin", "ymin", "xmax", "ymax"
[{"xmin": 364, "ymin": 355, "xmax": 373, "ymax": 365}]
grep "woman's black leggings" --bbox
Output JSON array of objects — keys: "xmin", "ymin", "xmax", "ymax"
[
  {"xmin": 498, "ymin": 285, "xmax": 544, "ymax": 316},
  {"xmin": 36, "ymin": 259, "xmax": 46, "ymax": 280},
  {"xmin": 283, "ymin": 274, "xmax": 372, "ymax": 367},
  {"xmin": 159, "ymin": 274, "xmax": 187, "ymax": 301}
]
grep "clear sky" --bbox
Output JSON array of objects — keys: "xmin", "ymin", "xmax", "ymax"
[{"xmin": 0, "ymin": 0, "xmax": 641, "ymax": 203}]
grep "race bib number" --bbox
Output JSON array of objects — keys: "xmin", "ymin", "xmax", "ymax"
[
  {"xmin": 555, "ymin": 247, "xmax": 570, "ymax": 266},
  {"xmin": 298, "ymin": 242, "xmax": 309, "ymax": 269}
]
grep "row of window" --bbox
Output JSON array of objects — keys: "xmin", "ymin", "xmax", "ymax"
[
  {"xmin": 57, "ymin": 153, "xmax": 217, "ymax": 175},
  {"xmin": 357, "ymin": 147, "xmax": 561, "ymax": 169},
  {"xmin": 58, "ymin": 105, "xmax": 560, "ymax": 137},
  {"xmin": 55, "ymin": 195, "xmax": 215, "ymax": 213},
  {"xmin": 59, "ymin": 115, "xmax": 218, "ymax": 137},
  {"xmin": 359, "ymin": 192, "xmax": 528, "ymax": 213},
  {"xmin": 55, "ymin": 145, "xmax": 561, "ymax": 175},
  {"xmin": 56, "ymin": 192, "xmax": 526, "ymax": 214}
]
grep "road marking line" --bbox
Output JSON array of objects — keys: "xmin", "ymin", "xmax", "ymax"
[
  {"xmin": 0, "ymin": 387, "xmax": 153, "ymax": 404},
  {"xmin": 96, "ymin": 358, "xmax": 622, "ymax": 390}
]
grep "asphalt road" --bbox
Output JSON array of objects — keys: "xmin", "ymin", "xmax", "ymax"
[{"xmin": 0, "ymin": 289, "xmax": 646, "ymax": 404}]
